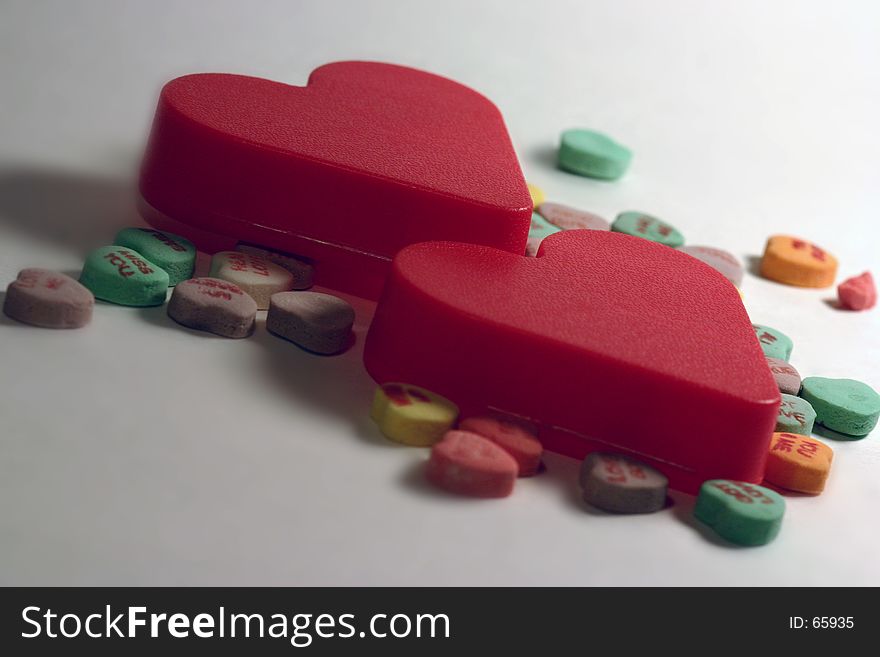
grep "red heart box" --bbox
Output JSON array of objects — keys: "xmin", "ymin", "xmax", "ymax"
[
  {"xmin": 364, "ymin": 230, "xmax": 781, "ymax": 492},
  {"xmin": 139, "ymin": 62, "xmax": 532, "ymax": 299}
]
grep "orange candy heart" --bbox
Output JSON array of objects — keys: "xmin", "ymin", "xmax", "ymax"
[
  {"xmin": 759, "ymin": 235, "xmax": 838, "ymax": 288},
  {"xmin": 764, "ymin": 432, "xmax": 833, "ymax": 494}
]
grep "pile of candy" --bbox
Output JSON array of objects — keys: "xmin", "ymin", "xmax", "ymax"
[
  {"xmin": 3, "ymin": 228, "xmax": 355, "ymax": 354},
  {"xmin": 3, "ymin": 127, "xmax": 878, "ymax": 549},
  {"xmin": 517, "ymin": 132, "xmax": 876, "ymax": 545}
]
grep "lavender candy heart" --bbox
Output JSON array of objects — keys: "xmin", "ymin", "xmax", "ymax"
[
  {"xmin": 579, "ymin": 452, "xmax": 668, "ymax": 514},
  {"xmin": 766, "ymin": 357, "xmax": 801, "ymax": 395},
  {"xmin": 678, "ymin": 245, "xmax": 744, "ymax": 287},
  {"xmin": 167, "ymin": 277, "xmax": 257, "ymax": 338},
  {"xmin": 267, "ymin": 291, "xmax": 354, "ymax": 355},
  {"xmin": 3, "ymin": 268, "xmax": 94, "ymax": 328},
  {"xmin": 535, "ymin": 202, "xmax": 610, "ymax": 231}
]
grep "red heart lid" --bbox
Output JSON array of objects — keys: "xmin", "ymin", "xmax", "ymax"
[
  {"xmin": 364, "ymin": 230, "xmax": 780, "ymax": 492},
  {"xmin": 139, "ymin": 62, "xmax": 531, "ymax": 298}
]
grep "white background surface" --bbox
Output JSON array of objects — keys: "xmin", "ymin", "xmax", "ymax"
[{"xmin": 1, "ymin": 0, "xmax": 878, "ymax": 585}]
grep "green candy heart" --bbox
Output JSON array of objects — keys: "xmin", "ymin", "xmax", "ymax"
[
  {"xmin": 800, "ymin": 377, "xmax": 880, "ymax": 437},
  {"xmin": 694, "ymin": 480, "xmax": 785, "ymax": 546},
  {"xmin": 528, "ymin": 211, "xmax": 562, "ymax": 242},
  {"xmin": 80, "ymin": 246, "xmax": 169, "ymax": 306},
  {"xmin": 775, "ymin": 393, "xmax": 816, "ymax": 435},
  {"xmin": 611, "ymin": 212, "xmax": 684, "ymax": 248},
  {"xmin": 114, "ymin": 227, "xmax": 196, "ymax": 286},
  {"xmin": 752, "ymin": 324, "xmax": 793, "ymax": 361},
  {"xmin": 558, "ymin": 129, "xmax": 632, "ymax": 180}
]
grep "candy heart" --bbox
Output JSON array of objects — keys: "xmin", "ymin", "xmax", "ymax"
[
  {"xmin": 764, "ymin": 433, "xmax": 833, "ymax": 494},
  {"xmin": 114, "ymin": 227, "xmax": 196, "ymax": 286},
  {"xmin": 837, "ymin": 271, "xmax": 876, "ymax": 310},
  {"xmin": 80, "ymin": 246, "xmax": 169, "ymax": 306},
  {"xmin": 535, "ymin": 202, "xmax": 610, "ymax": 232},
  {"xmin": 267, "ymin": 291, "xmax": 355, "ymax": 355},
  {"xmin": 364, "ymin": 230, "xmax": 780, "ymax": 492},
  {"xmin": 678, "ymin": 245, "xmax": 744, "ymax": 287},
  {"xmin": 3, "ymin": 269, "xmax": 94, "ymax": 328},
  {"xmin": 775, "ymin": 393, "xmax": 816, "ymax": 435},
  {"xmin": 526, "ymin": 211, "xmax": 561, "ymax": 252},
  {"xmin": 459, "ymin": 415, "xmax": 543, "ymax": 476},
  {"xmin": 766, "ymin": 357, "xmax": 801, "ymax": 395},
  {"xmin": 167, "ymin": 277, "xmax": 257, "ymax": 338},
  {"xmin": 579, "ymin": 452, "xmax": 668, "ymax": 514},
  {"xmin": 209, "ymin": 251, "xmax": 293, "ymax": 310},
  {"xmin": 139, "ymin": 62, "xmax": 532, "ymax": 300},
  {"xmin": 612, "ymin": 211, "xmax": 685, "ymax": 248},
  {"xmin": 752, "ymin": 324, "xmax": 793, "ymax": 361},
  {"xmin": 694, "ymin": 480, "xmax": 784, "ymax": 546},
  {"xmin": 800, "ymin": 377, "xmax": 880, "ymax": 437},
  {"xmin": 426, "ymin": 430, "xmax": 518, "ymax": 498}
]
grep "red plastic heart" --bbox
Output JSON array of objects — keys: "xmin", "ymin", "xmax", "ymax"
[
  {"xmin": 139, "ymin": 62, "xmax": 532, "ymax": 299},
  {"xmin": 364, "ymin": 230, "xmax": 780, "ymax": 492}
]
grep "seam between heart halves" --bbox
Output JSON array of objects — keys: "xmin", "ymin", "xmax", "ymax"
[
  {"xmin": 238, "ymin": 217, "xmax": 394, "ymax": 262},
  {"xmin": 487, "ymin": 405, "xmax": 697, "ymax": 474},
  {"xmin": 159, "ymin": 195, "xmax": 394, "ymax": 263}
]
